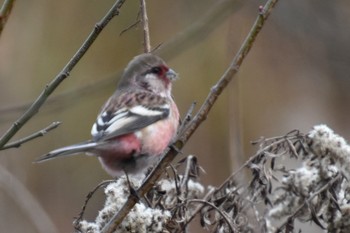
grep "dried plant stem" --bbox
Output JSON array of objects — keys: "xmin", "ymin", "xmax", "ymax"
[
  {"xmin": 0, "ymin": 0, "xmax": 15, "ymax": 36},
  {"xmin": 188, "ymin": 199, "xmax": 237, "ymax": 232},
  {"xmin": 180, "ymin": 133, "xmax": 295, "ymax": 229},
  {"xmin": 274, "ymin": 174, "xmax": 342, "ymax": 232},
  {"xmin": 0, "ymin": 121, "xmax": 61, "ymax": 150},
  {"xmin": 218, "ymin": 134, "xmax": 301, "ymax": 192},
  {"xmin": 140, "ymin": 0, "xmax": 151, "ymax": 52},
  {"xmin": 0, "ymin": 0, "xmax": 126, "ymax": 149},
  {"xmin": 101, "ymin": 0, "xmax": 280, "ymax": 232}
]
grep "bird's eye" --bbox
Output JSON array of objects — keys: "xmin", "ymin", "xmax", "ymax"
[{"xmin": 150, "ymin": 66, "xmax": 162, "ymax": 74}]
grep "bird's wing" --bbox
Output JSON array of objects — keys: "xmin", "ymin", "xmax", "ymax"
[{"xmin": 91, "ymin": 91, "xmax": 170, "ymax": 141}]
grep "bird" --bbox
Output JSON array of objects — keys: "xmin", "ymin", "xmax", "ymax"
[{"xmin": 35, "ymin": 53, "xmax": 180, "ymax": 177}]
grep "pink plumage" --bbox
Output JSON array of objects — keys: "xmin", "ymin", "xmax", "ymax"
[{"xmin": 36, "ymin": 54, "xmax": 180, "ymax": 177}]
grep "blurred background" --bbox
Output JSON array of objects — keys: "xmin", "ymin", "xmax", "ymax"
[{"xmin": 0, "ymin": 0, "xmax": 349, "ymax": 232}]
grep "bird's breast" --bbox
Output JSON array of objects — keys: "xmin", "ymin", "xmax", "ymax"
[{"xmin": 138, "ymin": 102, "xmax": 179, "ymax": 155}]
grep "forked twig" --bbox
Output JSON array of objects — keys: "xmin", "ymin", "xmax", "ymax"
[{"xmin": 0, "ymin": 121, "xmax": 61, "ymax": 150}]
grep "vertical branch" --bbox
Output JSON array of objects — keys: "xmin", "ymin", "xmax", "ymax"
[
  {"xmin": 0, "ymin": 0, "xmax": 16, "ymax": 36},
  {"xmin": 140, "ymin": 0, "xmax": 151, "ymax": 53}
]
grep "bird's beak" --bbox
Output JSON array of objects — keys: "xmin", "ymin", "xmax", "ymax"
[{"xmin": 165, "ymin": 68, "xmax": 178, "ymax": 81}]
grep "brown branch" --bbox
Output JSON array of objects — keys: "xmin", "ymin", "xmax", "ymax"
[
  {"xmin": 0, "ymin": 0, "xmax": 127, "ymax": 149},
  {"xmin": 0, "ymin": 0, "xmax": 16, "ymax": 37},
  {"xmin": 140, "ymin": 0, "xmax": 151, "ymax": 52},
  {"xmin": 0, "ymin": 74, "xmax": 117, "ymax": 122},
  {"xmin": 101, "ymin": 0, "xmax": 280, "ymax": 232},
  {"xmin": 0, "ymin": 121, "xmax": 61, "ymax": 150}
]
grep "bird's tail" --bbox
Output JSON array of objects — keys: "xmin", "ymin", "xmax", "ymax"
[{"xmin": 34, "ymin": 141, "xmax": 99, "ymax": 163}]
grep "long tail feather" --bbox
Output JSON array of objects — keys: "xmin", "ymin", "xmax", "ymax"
[{"xmin": 35, "ymin": 141, "xmax": 98, "ymax": 163}]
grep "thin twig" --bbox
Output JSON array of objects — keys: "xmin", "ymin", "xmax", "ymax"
[
  {"xmin": 217, "ymin": 134, "xmax": 301, "ymax": 192},
  {"xmin": 178, "ymin": 102, "xmax": 196, "ymax": 135},
  {"xmin": 0, "ymin": 121, "xmax": 61, "ymax": 150},
  {"xmin": 188, "ymin": 199, "xmax": 237, "ymax": 232},
  {"xmin": 119, "ymin": 19, "xmax": 141, "ymax": 36},
  {"xmin": 0, "ymin": 0, "xmax": 127, "ymax": 149},
  {"xmin": 0, "ymin": 74, "xmax": 118, "ymax": 122},
  {"xmin": 175, "ymin": 188, "xmax": 216, "ymax": 233},
  {"xmin": 0, "ymin": 0, "xmax": 16, "ymax": 36},
  {"xmin": 140, "ymin": 0, "xmax": 151, "ymax": 52},
  {"xmin": 74, "ymin": 180, "xmax": 115, "ymax": 229},
  {"xmin": 101, "ymin": 1, "xmax": 280, "ymax": 232}
]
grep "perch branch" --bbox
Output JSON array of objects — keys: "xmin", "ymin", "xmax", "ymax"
[
  {"xmin": 0, "ymin": 0, "xmax": 127, "ymax": 149},
  {"xmin": 0, "ymin": 121, "xmax": 61, "ymax": 150},
  {"xmin": 101, "ymin": 0, "xmax": 280, "ymax": 232},
  {"xmin": 0, "ymin": 0, "xmax": 16, "ymax": 36},
  {"xmin": 140, "ymin": 0, "xmax": 151, "ymax": 52}
]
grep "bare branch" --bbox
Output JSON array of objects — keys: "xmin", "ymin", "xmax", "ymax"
[
  {"xmin": 0, "ymin": 121, "xmax": 61, "ymax": 150},
  {"xmin": 0, "ymin": 0, "xmax": 16, "ymax": 36},
  {"xmin": 140, "ymin": 0, "xmax": 151, "ymax": 52},
  {"xmin": 74, "ymin": 180, "xmax": 115, "ymax": 230},
  {"xmin": 0, "ymin": 0, "xmax": 127, "ymax": 149},
  {"xmin": 100, "ymin": 0, "xmax": 280, "ymax": 232},
  {"xmin": 180, "ymin": 0, "xmax": 279, "ymax": 143}
]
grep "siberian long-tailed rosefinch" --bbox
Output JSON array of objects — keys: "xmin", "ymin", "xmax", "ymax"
[{"xmin": 36, "ymin": 54, "xmax": 180, "ymax": 177}]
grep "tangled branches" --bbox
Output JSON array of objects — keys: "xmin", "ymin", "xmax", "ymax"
[{"xmin": 74, "ymin": 125, "xmax": 350, "ymax": 233}]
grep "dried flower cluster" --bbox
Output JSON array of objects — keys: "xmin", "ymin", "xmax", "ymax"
[
  {"xmin": 75, "ymin": 176, "xmax": 172, "ymax": 233},
  {"xmin": 264, "ymin": 125, "xmax": 350, "ymax": 232},
  {"xmin": 74, "ymin": 125, "xmax": 350, "ymax": 233},
  {"xmin": 75, "ymin": 156, "xmax": 205, "ymax": 233},
  {"xmin": 190, "ymin": 125, "xmax": 350, "ymax": 233}
]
